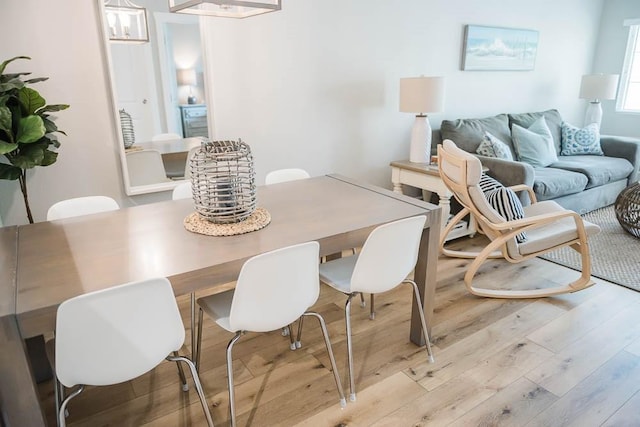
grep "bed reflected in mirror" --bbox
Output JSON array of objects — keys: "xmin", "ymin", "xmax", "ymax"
[{"xmin": 97, "ymin": 0, "xmax": 210, "ymax": 195}]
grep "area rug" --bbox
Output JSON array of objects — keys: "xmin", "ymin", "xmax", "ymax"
[{"xmin": 539, "ymin": 206, "xmax": 640, "ymax": 292}]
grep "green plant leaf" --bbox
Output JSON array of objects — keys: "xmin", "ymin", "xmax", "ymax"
[
  {"xmin": 0, "ymin": 162, "xmax": 21, "ymax": 180},
  {"xmin": 42, "ymin": 117, "xmax": 58, "ymax": 133},
  {"xmin": 23, "ymin": 77, "xmax": 48, "ymax": 84},
  {"xmin": 0, "ymin": 140, "xmax": 18, "ymax": 155},
  {"xmin": 41, "ymin": 149, "xmax": 58, "ymax": 166},
  {"xmin": 0, "ymin": 105, "xmax": 12, "ymax": 136},
  {"xmin": 0, "ymin": 78, "xmax": 24, "ymax": 92},
  {"xmin": 12, "ymin": 144, "xmax": 45, "ymax": 169},
  {"xmin": 38, "ymin": 104, "xmax": 70, "ymax": 114},
  {"xmin": 0, "ymin": 56, "xmax": 30, "ymax": 75},
  {"xmin": 19, "ymin": 87, "xmax": 46, "ymax": 115},
  {"xmin": 17, "ymin": 115, "xmax": 45, "ymax": 143}
]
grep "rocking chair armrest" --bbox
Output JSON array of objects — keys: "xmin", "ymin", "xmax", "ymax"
[
  {"xmin": 492, "ymin": 209, "xmax": 588, "ymax": 238},
  {"xmin": 506, "ymin": 184, "xmax": 537, "ymax": 204}
]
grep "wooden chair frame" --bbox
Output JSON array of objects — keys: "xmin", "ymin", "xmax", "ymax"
[{"xmin": 437, "ymin": 143, "xmax": 595, "ymax": 298}]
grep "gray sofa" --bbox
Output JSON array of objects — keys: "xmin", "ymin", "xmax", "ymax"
[{"xmin": 439, "ymin": 109, "xmax": 640, "ymax": 214}]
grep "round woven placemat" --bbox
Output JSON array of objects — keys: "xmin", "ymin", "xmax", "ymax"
[{"xmin": 184, "ymin": 207, "xmax": 271, "ymax": 236}]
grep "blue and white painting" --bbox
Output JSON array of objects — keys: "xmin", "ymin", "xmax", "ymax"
[{"xmin": 462, "ymin": 25, "xmax": 539, "ymax": 71}]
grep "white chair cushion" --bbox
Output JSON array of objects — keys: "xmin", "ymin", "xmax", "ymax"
[{"xmin": 517, "ymin": 201, "xmax": 600, "ymax": 256}]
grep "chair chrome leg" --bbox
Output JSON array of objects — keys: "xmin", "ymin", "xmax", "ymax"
[
  {"xmin": 191, "ymin": 292, "xmax": 196, "ymax": 359},
  {"xmin": 281, "ymin": 326, "xmax": 290, "ymax": 336},
  {"xmin": 53, "ymin": 374, "xmax": 61, "ymax": 423},
  {"xmin": 172, "ymin": 351, "xmax": 189, "ymax": 391},
  {"xmin": 196, "ymin": 307, "xmax": 204, "ymax": 372},
  {"xmin": 406, "ymin": 280, "xmax": 435, "ymax": 363},
  {"xmin": 227, "ymin": 331, "xmax": 243, "ymax": 427},
  {"xmin": 345, "ymin": 294, "xmax": 356, "ymax": 401},
  {"xmin": 295, "ymin": 316, "xmax": 304, "ymax": 349},
  {"xmin": 167, "ymin": 354, "xmax": 215, "ymax": 427},
  {"xmin": 359, "ymin": 292, "xmax": 366, "ymax": 308},
  {"xmin": 302, "ymin": 312, "xmax": 347, "ymax": 408},
  {"xmin": 58, "ymin": 385, "xmax": 84, "ymax": 427},
  {"xmin": 288, "ymin": 323, "xmax": 296, "ymax": 350},
  {"xmin": 369, "ymin": 294, "xmax": 375, "ymax": 320}
]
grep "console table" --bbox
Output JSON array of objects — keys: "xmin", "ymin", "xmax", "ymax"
[{"xmin": 390, "ymin": 160, "xmax": 477, "ymax": 241}]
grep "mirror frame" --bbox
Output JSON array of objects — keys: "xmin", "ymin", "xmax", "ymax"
[{"xmin": 95, "ymin": 0, "xmax": 213, "ymax": 196}]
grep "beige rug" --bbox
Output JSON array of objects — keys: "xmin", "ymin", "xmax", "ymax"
[{"xmin": 539, "ymin": 206, "xmax": 640, "ymax": 291}]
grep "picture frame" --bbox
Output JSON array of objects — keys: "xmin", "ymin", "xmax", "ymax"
[{"xmin": 462, "ymin": 25, "xmax": 539, "ymax": 71}]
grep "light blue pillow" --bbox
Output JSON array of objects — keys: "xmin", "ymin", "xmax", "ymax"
[
  {"xmin": 512, "ymin": 117, "xmax": 558, "ymax": 167},
  {"xmin": 476, "ymin": 131, "xmax": 514, "ymax": 161},
  {"xmin": 560, "ymin": 122, "xmax": 602, "ymax": 155}
]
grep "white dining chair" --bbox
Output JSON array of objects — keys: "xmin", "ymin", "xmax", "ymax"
[
  {"xmin": 194, "ymin": 241, "xmax": 346, "ymax": 427},
  {"xmin": 126, "ymin": 149, "xmax": 171, "ymax": 186},
  {"xmin": 183, "ymin": 146, "xmax": 200, "ymax": 180},
  {"xmin": 47, "ymin": 196, "xmax": 119, "ymax": 221},
  {"xmin": 52, "ymin": 277, "xmax": 214, "ymax": 426},
  {"xmin": 264, "ymin": 168, "xmax": 310, "ymax": 185},
  {"xmin": 299, "ymin": 215, "xmax": 434, "ymax": 402},
  {"xmin": 172, "ymin": 181, "xmax": 192, "ymax": 200}
]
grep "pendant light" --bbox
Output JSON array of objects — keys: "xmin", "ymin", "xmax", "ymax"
[
  {"xmin": 104, "ymin": 0, "xmax": 149, "ymax": 43},
  {"xmin": 168, "ymin": 0, "xmax": 281, "ymax": 19}
]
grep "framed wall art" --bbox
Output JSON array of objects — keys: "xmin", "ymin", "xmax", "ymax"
[{"xmin": 462, "ymin": 25, "xmax": 539, "ymax": 71}]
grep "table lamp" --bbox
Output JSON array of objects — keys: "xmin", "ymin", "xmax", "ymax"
[
  {"xmin": 579, "ymin": 74, "xmax": 619, "ymax": 128},
  {"xmin": 400, "ymin": 76, "xmax": 445, "ymax": 163},
  {"xmin": 178, "ymin": 68, "xmax": 198, "ymax": 104}
]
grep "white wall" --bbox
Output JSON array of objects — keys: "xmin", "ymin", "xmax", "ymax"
[
  {"xmin": 593, "ymin": 0, "xmax": 640, "ymax": 137},
  {"xmin": 0, "ymin": 0, "xmax": 604, "ymax": 225},
  {"xmin": 204, "ymin": 0, "xmax": 604, "ymax": 188}
]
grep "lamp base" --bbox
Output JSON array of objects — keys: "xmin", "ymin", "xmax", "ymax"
[
  {"xmin": 187, "ymin": 95, "xmax": 197, "ymax": 105},
  {"xmin": 584, "ymin": 101, "xmax": 602, "ymax": 128},
  {"xmin": 409, "ymin": 115, "xmax": 431, "ymax": 163}
]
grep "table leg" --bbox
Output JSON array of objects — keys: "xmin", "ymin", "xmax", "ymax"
[
  {"xmin": 410, "ymin": 209, "xmax": 441, "ymax": 345},
  {"xmin": 391, "ymin": 168, "xmax": 402, "ymax": 194},
  {"xmin": 436, "ymin": 191, "xmax": 451, "ymax": 231},
  {"xmin": 191, "ymin": 292, "xmax": 196, "ymax": 359}
]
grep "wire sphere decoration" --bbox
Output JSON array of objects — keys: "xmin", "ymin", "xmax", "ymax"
[
  {"xmin": 190, "ymin": 139, "xmax": 257, "ymax": 224},
  {"xmin": 615, "ymin": 182, "xmax": 640, "ymax": 238}
]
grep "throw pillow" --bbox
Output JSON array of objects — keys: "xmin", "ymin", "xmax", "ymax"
[
  {"xmin": 560, "ymin": 122, "xmax": 602, "ymax": 155},
  {"xmin": 479, "ymin": 172, "xmax": 503, "ymax": 193},
  {"xmin": 511, "ymin": 117, "xmax": 558, "ymax": 167},
  {"xmin": 483, "ymin": 187, "xmax": 528, "ymax": 243},
  {"xmin": 476, "ymin": 132, "xmax": 514, "ymax": 161}
]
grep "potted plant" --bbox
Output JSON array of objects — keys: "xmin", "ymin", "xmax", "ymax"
[{"xmin": 0, "ymin": 56, "xmax": 69, "ymax": 223}]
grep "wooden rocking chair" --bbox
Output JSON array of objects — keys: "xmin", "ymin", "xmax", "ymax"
[{"xmin": 437, "ymin": 139, "xmax": 600, "ymax": 298}]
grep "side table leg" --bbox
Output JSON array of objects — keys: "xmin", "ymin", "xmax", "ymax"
[{"xmin": 436, "ymin": 192, "xmax": 451, "ymax": 231}]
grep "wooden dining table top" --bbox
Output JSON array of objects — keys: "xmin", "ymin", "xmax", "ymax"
[{"xmin": 13, "ymin": 174, "xmax": 440, "ymax": 338}]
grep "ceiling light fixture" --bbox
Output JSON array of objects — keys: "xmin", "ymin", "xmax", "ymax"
[{"xmin": 168, "ymin": 0, "xmax": 281, "ymax": 19}]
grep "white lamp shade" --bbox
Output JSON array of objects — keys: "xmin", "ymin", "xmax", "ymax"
[
  {"xmin": 579, "ymin": 74, "xmax": 619, "ymax": 100},
  {"xmin": 178, "ymin": 69, "xmax": 197, "ymax": 86},
  {"xmin": 169, "ymin": 0, "xmax": 281, "ymax": 18},
  {"xmin": 399, "ymin": 76, "xmax": 445, "ymax": 114}
]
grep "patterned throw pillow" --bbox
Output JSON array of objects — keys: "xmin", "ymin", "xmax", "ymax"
[
  {"xmin": 560, "ymin": 122, "xmax": 602, "ymax": 155},
  {"xmin": 478, "ymin": 173, "xmax": 527, "ymax": 243},
  {"xmin": 476, "ymin": 132, "xmax": 514, "ymax": 161}
]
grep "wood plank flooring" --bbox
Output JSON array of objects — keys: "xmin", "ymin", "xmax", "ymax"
[{"xmin": 37, "ymin": 237, "xmax": 640, "ymax": 426}]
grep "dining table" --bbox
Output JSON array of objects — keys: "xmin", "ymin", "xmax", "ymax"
[{"xmin": 0, "ymin": 174, "xmax": 441, "ymax": 425}]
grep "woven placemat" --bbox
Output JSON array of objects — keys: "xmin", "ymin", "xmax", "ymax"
[{"xmin": 184, "ymin": 207, "xmax": 271, "ymax": 236}]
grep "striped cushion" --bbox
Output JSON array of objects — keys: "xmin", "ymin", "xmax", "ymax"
[
  {"xmin": 483, "ymin": 187, "xmax": 527, "ymax": 243},
  {"xmin": 479, "ymin": 173, "xmax": 503, "ymax": 193}
]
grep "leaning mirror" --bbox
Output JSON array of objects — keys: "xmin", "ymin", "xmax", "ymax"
[{"xmin": 97, "ymin": 0, "xmax": 210, "ymax": 195}]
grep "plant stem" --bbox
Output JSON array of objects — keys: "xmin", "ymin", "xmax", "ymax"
[{"xmin": 18, "ymin": 171, "xmax": 34, "ymax": 224}]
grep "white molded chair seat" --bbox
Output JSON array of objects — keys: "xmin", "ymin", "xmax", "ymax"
[
  {"xmin": 437, "ymin": 139, "xmax": 600, "ymax": 298},
  {"xmin": 195, "ymin": 241, "xmax": 346, "ymax": 427},
  {"xmin": 312, "ymin": 215, "xmax": 434, "ymax": 402},
  {"xmin": 265, "ymin": 168, "xmax": 310, "ymax": 185},
  {"xmin": 47, "ymin": 196, "xmax": 119, "ymax": 221},
  {"xmin": 126, "ymin": 149, "xmax": 171, "ymax": 186},
  {"xmin": 172, "ymin": 181, "xmax": 192, "ymax": 200},
  {"xmin": 52, "ymin": 277, "xmax": 214, "ymax": 426}
]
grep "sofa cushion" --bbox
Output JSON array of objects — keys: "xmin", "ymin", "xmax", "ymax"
[
  {"xmin": 512, "ymin": 117, "xmax": 558, "ymax": 167},
  {"xmin": 560, "ymin": 122, "xmax": 602, "ymax": 156},
  {"xmin": 509, "ymin": 109, "xmax": 563, "ymax": 153},
  {"xmin": 441, "ymin": 114, "xmax": 513, "ymax": 154},
  {"xmin": 549, "ymin": 155, "xmax": 633, "ymax": 188},
  {"xmin": 476, "ymin": 131, "xmax": 514, "ymax": 160},
  {"xmin": 533, "ymin": 167, "xmax": 588, "ymax": 200}
]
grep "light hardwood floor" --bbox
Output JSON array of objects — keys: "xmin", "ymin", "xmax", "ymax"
[{"xmin": 37, "ymin": 237, "xmax": 640, "ymax": 426}]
